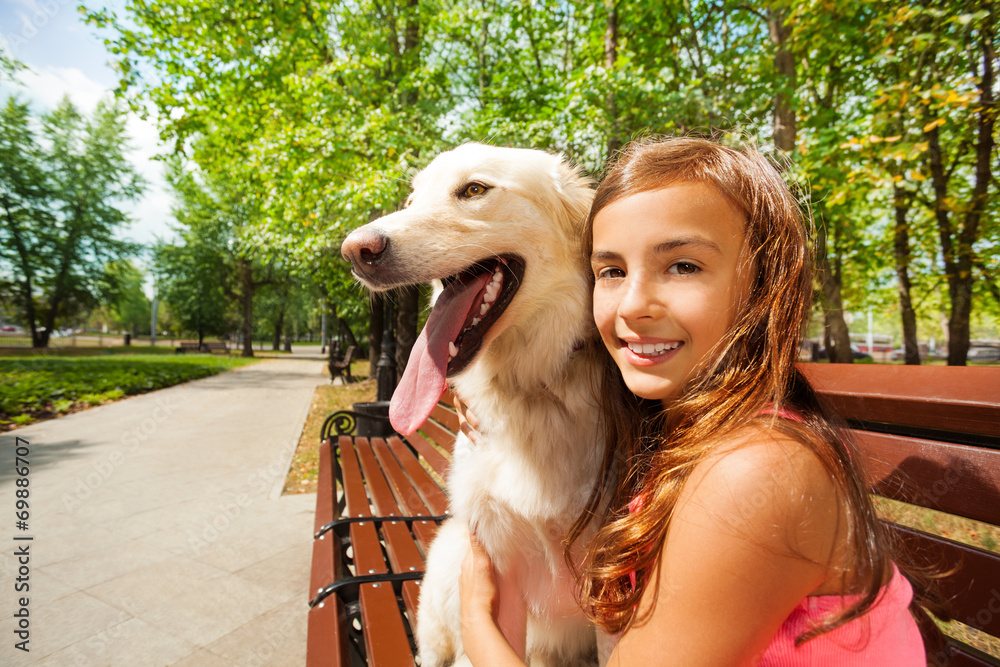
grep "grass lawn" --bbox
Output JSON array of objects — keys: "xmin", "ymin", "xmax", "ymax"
[
  {"xmin": 0, "ymin": 353, "xmax": 259, "ymax": 430},
  {"xmin": 283, "ymin": 360, "xmax": 375, "ymax": 495}
]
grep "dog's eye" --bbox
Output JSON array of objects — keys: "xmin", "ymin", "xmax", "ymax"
[{"xmin": 461, "ymin": 182, "xmax": 489, "ymax": 198}]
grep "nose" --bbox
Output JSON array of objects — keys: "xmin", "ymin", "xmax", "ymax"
[
  {"xmin": 341, "ymin": 228, "xmax": 388, "ymax": 266},
  {"xmin": 617, "ymin": 275, "xmax": 663, "ymax": 321}
]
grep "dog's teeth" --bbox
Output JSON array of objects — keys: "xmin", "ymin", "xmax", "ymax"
[
  {"xmin": 484, "ymin": 284, "xmax": 499, "ymax": 303},
  {"xmin": 480, "ymin": 303, "xmax": 489, "ymax": 315},
  {"xmin": 449, "ymin": 342, "xmax": 458, "ymax": 359},
  {"xmin": 472, "ymin": 317, "xmax": 481, "ymax": 326}
]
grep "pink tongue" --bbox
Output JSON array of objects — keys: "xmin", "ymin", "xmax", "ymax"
[{"xmin": 390, "ymin": 271, "xmax": 492, "ymax": 434}]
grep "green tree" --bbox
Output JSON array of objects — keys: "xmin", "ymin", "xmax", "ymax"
[
  {"xmin": 0, "ymin": 96, "xmax": 143, "ymax": 347},
  {"xmin": 98, "ymin": 259, "xmax": 153, "ymax": 335}
]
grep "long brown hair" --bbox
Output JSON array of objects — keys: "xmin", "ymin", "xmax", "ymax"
[{"xmin": 569, "ymin": 136, "xmax": 893, "ymax": 642}]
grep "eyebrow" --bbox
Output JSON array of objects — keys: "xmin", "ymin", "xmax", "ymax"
[{"xmin": 591, "ymin": 236, "xmax": 723, "ymax": 262}]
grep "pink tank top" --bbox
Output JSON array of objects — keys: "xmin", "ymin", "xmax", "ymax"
[
  {"xmin": 759, "ymin": 563, "xmax": 925, "ymax": 665},
  {"xmin": 625, "ymin": 408, "xmax": 925, "ymax": 664}
]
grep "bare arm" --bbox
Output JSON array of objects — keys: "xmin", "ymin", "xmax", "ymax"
[
  {"xmin": 460, "ymin": 528, "xmax": 527, "ymax": 667},
  {"xmin": 608, "ymin": 429, "xmax": 843, "ymax": 666}
]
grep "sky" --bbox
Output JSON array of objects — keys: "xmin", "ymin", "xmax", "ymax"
[{"xmin": 0, "ymin": 0, "xmax": 176, "ymax": 254}]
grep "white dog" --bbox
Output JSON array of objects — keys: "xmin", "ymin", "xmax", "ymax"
[{"xmin": 341, "ymin": 143, "xmax": 602, "ymax": 666}]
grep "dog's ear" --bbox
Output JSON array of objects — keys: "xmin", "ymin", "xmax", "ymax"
[{"xmin": 551, "ymin": 158, "xmax": 596, "ymax": 229}]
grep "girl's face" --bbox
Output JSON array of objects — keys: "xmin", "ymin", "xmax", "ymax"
[{"xmin": 591, "ymin": 182, "xmax": 749, "ymax": 406}]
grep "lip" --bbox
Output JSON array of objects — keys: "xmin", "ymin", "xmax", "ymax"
[{"xmin": 618, "ymin": 338, "xmax": 684, "ymax": 367}]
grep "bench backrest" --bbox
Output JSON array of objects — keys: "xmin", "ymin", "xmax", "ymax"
[{"xmin": 802, "ymin": 363, "xmax": 1000, "ymax": 667}]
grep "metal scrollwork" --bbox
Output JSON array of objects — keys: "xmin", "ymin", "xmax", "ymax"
[{"xmin": 321, "ymin": 410, "xmax": 358, "ymax": 440}]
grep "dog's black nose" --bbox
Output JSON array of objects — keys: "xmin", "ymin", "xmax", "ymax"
[{"xmin": 342, "ymin": 229, "xmax": 388, "ymax": 266}]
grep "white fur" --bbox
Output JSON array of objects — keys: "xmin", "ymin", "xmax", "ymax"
[{"xmin": 343, "ymin": 143, "xmax": 602, "ymax": 666}]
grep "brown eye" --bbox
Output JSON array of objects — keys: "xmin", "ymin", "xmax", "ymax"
[{"xmin": 462, "ymin": 182, "xmax": 489, "ymax": 198}]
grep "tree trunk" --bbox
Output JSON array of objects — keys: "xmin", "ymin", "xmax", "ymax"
[
  {"xmin": 768, "ymin": 8, "xmax": 797, "ymax": 153},
  {"xmin": 395, "ymin": 284, "xmax": 419, "ymax": 384},
  {"xmin": 815, "ymin": 221, "xmax": 854, "ymax": 363},
  {"xmin": 604, "ymin": 0, "xmax": 620, "ymax": 158},
  {"xmin": 272, "ymin": 306, "xmax": 285, "ymax": 351},
  {"xmin": 369, "ymin": 291, "xmax": 384, "ymax": 378},
  {"xmin": 893, "ymin": 184, "xmax": 920, "ymax": 365},
  {"xmin": 238, "ymin": 258, "xmax": 254, "ymax": 358},
  {"xmin": 2, "ymin": 200, "xmax": 42, "ymax": 348}
]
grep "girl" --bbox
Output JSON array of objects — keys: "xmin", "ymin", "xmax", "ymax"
[{"xmin": 458, "ymin": 137, "xmax": 927, "ymax": 665}]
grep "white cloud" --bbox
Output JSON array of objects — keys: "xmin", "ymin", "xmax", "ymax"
[{"xmin": 16, "ymin": 63, "xmax": 108, "ymax": 112}]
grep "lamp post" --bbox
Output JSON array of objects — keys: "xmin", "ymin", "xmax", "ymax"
[{"xmin": 376, "ymin": 295, "xmax": 397, "ymax": 402}]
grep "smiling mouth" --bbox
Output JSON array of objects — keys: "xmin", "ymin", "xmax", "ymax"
[
  {"xmin": 623, "ymin": 341, "xmax": 682, "ymax": 357},
  {"xmin": 441, "ymin": 255, "xmax": 525, "ymax": 375}
]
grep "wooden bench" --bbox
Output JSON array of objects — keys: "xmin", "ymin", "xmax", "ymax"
[
  {"xmin": 203, "ymin": 341, "xmax": 230, "ymax": 354},
  {"xmin": 307, "ymin": 366, "xmax": 1000, "ymax": 666},
  {"xmin": 329, "ymin": 345, "xmax": 358, "ymax": 384},
  {"xmin": 307, "ymin": 390, "xmax": 457, "ymax": 666},
  {"xmin": 175, "ymin": 342, "xmax": 201, "ymax": 353}
]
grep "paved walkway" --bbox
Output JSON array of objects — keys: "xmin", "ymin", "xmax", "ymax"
[{"xmin": 0, "ymin": 353, "xmax": 329, "ymax": 666}]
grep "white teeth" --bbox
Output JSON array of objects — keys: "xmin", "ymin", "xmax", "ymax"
[
  {"xmin": 484, "ymin": 284, "xmax": 499, "ymax": 303},
  {"xmin": 480, "ymin": 303, "xmax": 490, "ymax": 315},
  {"xmin": 449, "ymin": 342, "xmax": 459, "ymax": 359},
  {"xmin": 471, "ymin": 317, "xmax": 481, "ymax": 326},
  {"xmin": 627, "ymin": 341, "xmax": 679, "ymax": 356}
]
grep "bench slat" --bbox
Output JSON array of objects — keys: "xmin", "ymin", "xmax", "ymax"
[
  {"xmin": 857, "ymin": 430, "xmax": 1000, "ymax": 525},
  {"xmin": 356, "ymin": 437, "xmax": 435, "ymax": 619},
  {"xmin": 887, "ymin": 523, "xmax": 1000, "ymax": 637},
  {"xmin": 430, "ymin": 402, "xmax": 461, "ymax": 433},
  {"xmin": 386, "ymin": 436, "xmax": 450, "ymax": 516},
  {"xmin": 355, "ymin": 440, "xmax": 430, "ymax": 573},
  {"xmin": 372, "ymin": 438, "xmax": 442, "ymax": 553},
  {"xmin": 360, "ymin": 583, "xmax": 416, "ymax": 667},
  {"xmin": 945, "ymin": 641, "xmax": 1000, "ymax": 667},
  {"xmin": 306, "ymin": 597, "xmax": 350, "ymax": 667},
  {"xmin": 310, "ymin": 440, "xmax": 343, "ymax": 600},
  {"xmin": 418, "ymin": 416, "xmax": 458, "ymax": 456},
  {"xmin": 401, "ymin": 430, "xmax": 451, "ymax": 480},
  {"xmin": 343, "ymin": 438, "xmax": 418, "ymax": 664},
  {"xmin": 802, "ymin": 364, "xmax": 1000, "ymax": 438}
]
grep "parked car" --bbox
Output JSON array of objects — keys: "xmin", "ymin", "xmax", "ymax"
[
  {"xmin": 968, "ymin": 347, "xmax": 1000, "ymax": 362},
  {"xmin": 816, "ymin": 345, "xmax": 872, "ymax": 361},
  {"xmin": 1, "ymin": 325, "xmax": 18, "ymax": 332}
]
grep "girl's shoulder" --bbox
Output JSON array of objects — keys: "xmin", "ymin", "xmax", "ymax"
[{"xmin": 676, "ymin": 423, "xmax": 843, "ymax": 562}]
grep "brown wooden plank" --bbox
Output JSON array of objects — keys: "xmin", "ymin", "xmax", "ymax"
[
  {"xmin": 402, "ymin": 431, "xmax": 451, "ymax": 480},
  {"xmin": 800, "ymin": 364, "xmax": 1000, "ymax": 437},
  {"xmin": 341, "ymin": 438, "xmax": 415, "ymax": 663},
  {"xmin": 310, "ymin": 439, "xmax": 342, "ymax": 602},
  {"xmin": 887, "ymin": 524, "xmax": 1000, "ymax": 637},
  {"xmin": 945, "ymin": 641, "xmax": 1000, "ymax": 667},
  {"xmin": 418, "ymin": 416, "xmax": 458, "ymax": 455},
  {"xmin": 360, "ymin": 582, "xmax": 416, "ymax": 667},
  {"xmin": 430, "ymin": 401, "xmax": 461, "ymax": 433},
  {"xmin": 314, "ymin": 439, "xmax": 335, "ymax": 534},
  {"xmin": 371, "ymin": 438, "xmax": 442, "ymax": 553},
  {"xmin": 306, "ymin": 597, "xmax": 350, "ymax": 667},
  {"xmin": 385, "ymin": 436, "xmax": 450, "ymax": 516},
  {"xmin": 857, "ymin": 431, "xmax": 1000, "ymax": 525},
  {"xmin": 340, "ymin": 436, "xmax": 374, "ymax": 519},
  {"xmin": 355, "ymin": 439, "xmax": 429, "ymax": 576},
  {"xmin": 310, "ymin": 531, "xmax": 342, "ymax": 608}
]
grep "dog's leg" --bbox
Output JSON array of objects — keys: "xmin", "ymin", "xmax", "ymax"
[{"xmin": 416, "ymin": 519, "xmax": 468, "ymax": 667}]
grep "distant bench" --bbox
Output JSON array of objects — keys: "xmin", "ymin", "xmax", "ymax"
[
  {"xmin": 329, "ymin": 345, "xmax": 358, "ymax": 384},
  {"xmin": 175, "ymin": 341, "xmax": 230, "ymax": 354},
  {"xmin": 306, "ymin": 366, "xmax": 1000, "ymax": 667}
]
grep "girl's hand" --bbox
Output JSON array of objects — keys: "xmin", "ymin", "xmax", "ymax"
[
  {"xmin": 454, "ymin": 394, "xmax": 483, "ymax": 445},
  {"xmin": 459, "ymin": 527, "xmax": 527, "ymax": 667}
]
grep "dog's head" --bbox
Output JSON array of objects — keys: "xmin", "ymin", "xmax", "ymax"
[{"xmin": 341, "ymin": 142, "xmax": 594, "ymax": 433}]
